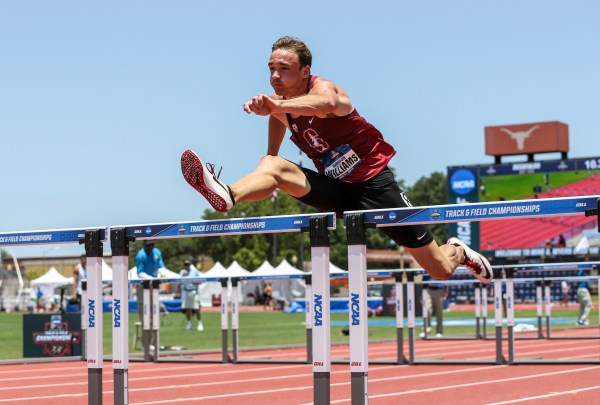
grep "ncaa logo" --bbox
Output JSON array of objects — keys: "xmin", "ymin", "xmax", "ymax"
[
  {"xmin": 388, "ymin": 212, "xmax": 397, "ymax": 221},
  {"xmin": 450, "ymin": 169, "xmax": 476, "ymax": 195},
  {"xmin": 145, "ymin": 227, "xmax": 152, "ymax": 235}
]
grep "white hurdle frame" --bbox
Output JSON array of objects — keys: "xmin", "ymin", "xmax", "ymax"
[{"xmin": 109, "ymin": 213, "xmax": 335, "ymax": 405}]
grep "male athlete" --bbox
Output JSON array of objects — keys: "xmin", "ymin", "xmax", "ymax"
[{"xmin": 181, "ymin": 36, "xmax": 492, "ymax": 284}]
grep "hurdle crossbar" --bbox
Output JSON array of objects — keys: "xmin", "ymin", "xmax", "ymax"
[
  {"xmin": 115, "ymin": 213, "xmax": 335, "ymax": 240},
  {"xmin": 345, "ymin": 196, "xmax": 598, "ymax": 227},
  {"xmin": 0, "ymin": 226, "xmax": 107, "ymax": 246}
]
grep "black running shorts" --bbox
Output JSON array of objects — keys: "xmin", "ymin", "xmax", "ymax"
[{"xmin": 295, "ymin": 167, "xmax": 434, "ymax": 248}]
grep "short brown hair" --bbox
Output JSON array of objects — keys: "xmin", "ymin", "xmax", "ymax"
[{"xmin": 272, "ymin": 36, "xmax": 312, "ymax": 68}]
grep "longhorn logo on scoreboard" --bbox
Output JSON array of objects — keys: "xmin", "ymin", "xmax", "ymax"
[{"xmin": 485, "ymin": 121, "xmax": 569, "ymax": 157}]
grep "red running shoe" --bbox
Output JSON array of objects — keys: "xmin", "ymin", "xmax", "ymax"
[
  {"xmin": 447, "ymin": 237, "xmax": 493, "ymax": 284},
  {"xmin": 181, "ymin": 150, "xmax": 234, "ymax": 213}
]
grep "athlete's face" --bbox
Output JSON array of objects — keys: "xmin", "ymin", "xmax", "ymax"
[{"xmin": 268, "ymin": 49, "xmax": 310, "ymax": 97}]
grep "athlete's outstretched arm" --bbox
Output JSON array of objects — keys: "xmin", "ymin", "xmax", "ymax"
[
  {"xmin": 279, "ymin": 79, "xmax": 353, "ymax": 117},
  {"xmin": 244, "ymin": 78, "xmax": 353, "ymax": 118}
]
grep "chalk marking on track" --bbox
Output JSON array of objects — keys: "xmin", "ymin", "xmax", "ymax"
[
  {"xmin": 484, "ymin": 385, "xmax": 600, "ymax": 404},
  {"xmin": 325, "ymin": 365, "xmax": 600, "ymax": 403}
]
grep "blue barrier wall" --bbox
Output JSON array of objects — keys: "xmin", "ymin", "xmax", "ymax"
[{"xmin": 286, "ymin": 298, "xmax": 383, "ymax": 313}]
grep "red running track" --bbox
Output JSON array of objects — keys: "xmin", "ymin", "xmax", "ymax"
[{"xmin": 0, "ymin": 335, "xmax": 599, "ymax": 404}]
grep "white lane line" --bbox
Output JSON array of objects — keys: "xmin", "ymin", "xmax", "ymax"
[
  {"xmin": 326, "ymin": 365, "xmax": 600, "ymax": 403},
  {"xmin": 0, "ymin": 365, "xmax": 495, "ymax": 402},
  {"xmin": 485, "ymin": 385, "xmax": 600, "ymax": 404}
]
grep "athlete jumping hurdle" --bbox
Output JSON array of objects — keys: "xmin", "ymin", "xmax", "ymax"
[{"xmin": 181, "ymin": 36, "xmax": 492, "ymax": 285}]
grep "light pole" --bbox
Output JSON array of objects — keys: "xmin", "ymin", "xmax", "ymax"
[{"xmin": 1, "ymin": 248, "xmax": 24, "ymax": 311}]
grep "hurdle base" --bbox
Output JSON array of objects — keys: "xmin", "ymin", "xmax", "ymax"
[
  {"xmin": 313, "ymin": 372, "xmax": 330, "ymax": 405},
  {"xmin": 88, "ymin": 368, "xmax": 103, "ymax": 405},
  {"xmin": 114, "ymin": 369, "xmax": 128, "ymax": 405},
  {"xmin": 351, "ymin": 372, "xmax": 368, "ymax": 405}
]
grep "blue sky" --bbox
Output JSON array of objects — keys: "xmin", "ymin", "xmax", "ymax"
[{"xmin": 1, "ymin": 1, "xmax": 599, "ymax": 258}]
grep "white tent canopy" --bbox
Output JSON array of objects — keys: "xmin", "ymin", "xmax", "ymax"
[
  {"xmin": 227, "ymin": 261, "xmax": 252, "ymax": 277},
  {"xmin": 251, "ymin": 261, "xmax": 276, "ymax": 276},
  {"xmin": 195, "ymin": 262, "xmax": 249, "ymax": 306},
  {"xmin": 274, "ymin": 259, "xmax": 305, "ymax": 276},
  {"xmin": 202, "ymin": 262, "xmax": 228, "ymax": 278},
  {"xmin": 30, "ymin": 267, "xmax": 73, "ymax": 304},
  {"xmin": 328, "ymin": 261, "xmax": 347, "ymax": 275},
  {"xmin": 31, "ymin": 267, "xmax": 73, "ymax": 287}
]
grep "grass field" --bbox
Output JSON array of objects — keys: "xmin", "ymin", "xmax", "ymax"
[
  {"xmin": 1, "ymin": 306, "xmax": 597, "ymax": 361},
  {"xmin": 479, "ymin": 170, "xmax": 600, "ymax": 202}
]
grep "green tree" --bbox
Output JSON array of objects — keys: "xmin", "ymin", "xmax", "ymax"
[{"xmin": 404, "ymin": 171, "xmax": 448, "ymax": 244}]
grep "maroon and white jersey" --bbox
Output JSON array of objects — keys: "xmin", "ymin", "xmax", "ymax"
[{"xmin": 285, "ymin": 77, "xmax": 396, "ymax": 183}]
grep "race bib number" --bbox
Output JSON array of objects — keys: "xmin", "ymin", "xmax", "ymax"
[{"xmin": 323, "ymin": 145, "xmax": 361, "ymax": 180}]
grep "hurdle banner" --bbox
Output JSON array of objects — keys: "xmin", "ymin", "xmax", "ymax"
[
  {"xmin": 119, "ymin": 213, "xmax": 335, "ymax": 240},
  {"xmin": 0, "ymin": 227, "xmax": 106, "ymax": 246},
  {"xmin": 347, "ymin": 196, "xmax": 599, "ymax": 227}
]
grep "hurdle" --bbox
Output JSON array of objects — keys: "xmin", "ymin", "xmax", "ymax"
[
  {"xmin": 419, "ymin": 276, "xmax": 488, "ymax": 341},
  {"xmin": 497, "ymin": 262, "xmax": 600, "ymax": 341},
  {"xmin": 108, "ymin": 213, "xmax": 336, "ymax": 405},
  {"xmin": 231, "ymin": 272, "xmax": 312, "ymax": 364},
  {"xmin": 0, "ymin": 226, "xmax": 107, "ymax": 405},
  {"xmin": 344, "ymin": 195, "xmax": 599, "ymax": 403},
  {"xmin": 126, "ymin": 274, "xmax": 232, "ymax": 365},
  {"xmin": 502, "ymin": 265, "xmax": 600, "ymax": 364}
]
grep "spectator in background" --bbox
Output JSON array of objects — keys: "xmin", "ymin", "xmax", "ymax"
[
  {"xmin": 263, "ymin": 282, "xmax": 273, "ymax": 311},
  {"xmin": 560, "ymin": 280, "xmax": 570, "ymax": 307},
  {"xmin": 478, "ymin": 179, "xmax": 486, "ymax": 197},
  {"xmin": 72, "ymin": 255, "xmax": 87, "ymax": 311},
  {"xmin": 254, "ymin": 285, "xmax": 262, "ymax": 305},
  {"xmin": 180, "ymin": 260, "xmax": 204, "ymax": 331},
  {"xmin": 135, "ymin": 240, "xmax": 164, "ymax": 321},
  {"xmin": 420, "ymin": 276, "xmax": 449, "ymax": 338},
  {"xmin": 576, "ymin": 268, "xmax": 592, "ymax": 326},
  {"xmin": 35, "ymin": 288, "xmax": 44, "ymax": 312}
]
